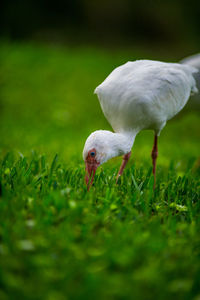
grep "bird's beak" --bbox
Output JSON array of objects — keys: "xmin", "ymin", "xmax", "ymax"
[{"xmin": 85, "ymin": 160, "xmax": 99, "ymax": 191}]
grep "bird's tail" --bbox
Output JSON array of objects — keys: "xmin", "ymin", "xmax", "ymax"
[
  {"xmin": 180, "ymin": 53, "xmax": 200, "ymax": 69},
  {"xmin": 180, "ymin": 53, "xmax": 200, "ymax": 95}
]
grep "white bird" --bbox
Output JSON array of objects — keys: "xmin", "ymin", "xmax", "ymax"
[{"xmin": 83, "ymin": 56, "xmax": 199, "ymax": 190}]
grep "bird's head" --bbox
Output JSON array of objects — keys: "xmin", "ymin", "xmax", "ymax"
[
  {"xmin": 83, "ymin": 130, "xmax": 134, "ymax": 190},
  {"xmin": 83, "ymin": 130, "xmax": 117, "ymax": 190}
]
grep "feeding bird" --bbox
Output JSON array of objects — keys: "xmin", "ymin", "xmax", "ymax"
[{"xmin": 83, "ymin": 55, "xmax": 200, "ymax": 190}]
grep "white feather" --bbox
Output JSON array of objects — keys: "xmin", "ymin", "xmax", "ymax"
[
  {"xmin": 95, "ymin": 60, "xmax": 198, "ymax": 134},
  {"xmin": 180, "ymin": 53, "xmax": 200, "ymax": 104}
]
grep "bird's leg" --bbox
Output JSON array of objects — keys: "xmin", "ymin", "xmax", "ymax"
[
  {"xmin": 151, "ymin": 134, "xmax": 158, "ymax": 189},
  {"xmin": 116, "ymin": 151, "xmax": 131, "ymax": 183}
]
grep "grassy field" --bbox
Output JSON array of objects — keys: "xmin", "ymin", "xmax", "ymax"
[{"xmin": 0, "ymin": 42, "xmax": 200, "ymax": 300}]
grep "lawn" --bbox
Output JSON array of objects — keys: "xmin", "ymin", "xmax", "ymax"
[{"xmin": 0, "ymin": 42, "xmax": 200, "ymax": 300}]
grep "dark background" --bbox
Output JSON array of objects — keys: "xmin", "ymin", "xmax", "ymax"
[{"xmin": 1, "ymin": 0, "xmax": 200, "ymax": 53}]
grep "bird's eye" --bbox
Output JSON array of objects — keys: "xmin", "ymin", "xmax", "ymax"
[{"xmin": 90, "ymin": 152, "xmax": 95, "ymax": 157}]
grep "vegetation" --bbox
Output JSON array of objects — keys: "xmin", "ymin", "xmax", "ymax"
[{"xmin": 0, "ymin": 42, "xmax": 200, "ymax": 300}]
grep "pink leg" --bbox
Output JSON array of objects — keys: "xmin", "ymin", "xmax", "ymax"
[
  {"xmin": 116, "ymin": 151, "xmax": 131, "ymax": 183},
  {"xmin": 151, "ymin": 135, "xmax": 158, "ymax": 189}
]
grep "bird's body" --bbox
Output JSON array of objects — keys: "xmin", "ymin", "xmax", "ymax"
[
  {"xmin": 95, "ymin": 60, "xmax": 197, "ymax": 135},
  {"xmin": 83, "ymin": 57, "xmax": 199, "ymax": 190}
]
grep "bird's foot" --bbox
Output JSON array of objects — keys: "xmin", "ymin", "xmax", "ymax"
[{"xmin": 116, "ymin": 174, "xmax": 121, "ymax": 184}]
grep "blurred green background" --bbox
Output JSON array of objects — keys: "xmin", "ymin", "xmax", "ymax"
[
  {"xmin": 0, "ymin": 0, "xmax": 200, "ymax": 161},
  {"xmin": 0, "ymin": 1, "xmax": 200, "ymax": 300},
  {"xmin": 0, "ymin": 42, "xmax": 200, "ymax": 164}
]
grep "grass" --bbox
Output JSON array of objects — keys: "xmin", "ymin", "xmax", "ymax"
[{"xmin": 0, "ymin": 41, "xmax": 200, "ymax": 300}]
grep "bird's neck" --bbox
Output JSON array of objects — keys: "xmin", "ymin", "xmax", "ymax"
[{"xmin": 105, "ymin": 131, "xmax": 137, "ymax": 161}]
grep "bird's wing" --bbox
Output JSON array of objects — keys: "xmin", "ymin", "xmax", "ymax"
[{"xmin": 95, "ymin": 60, "xmax": 198, "ymax": 133}]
